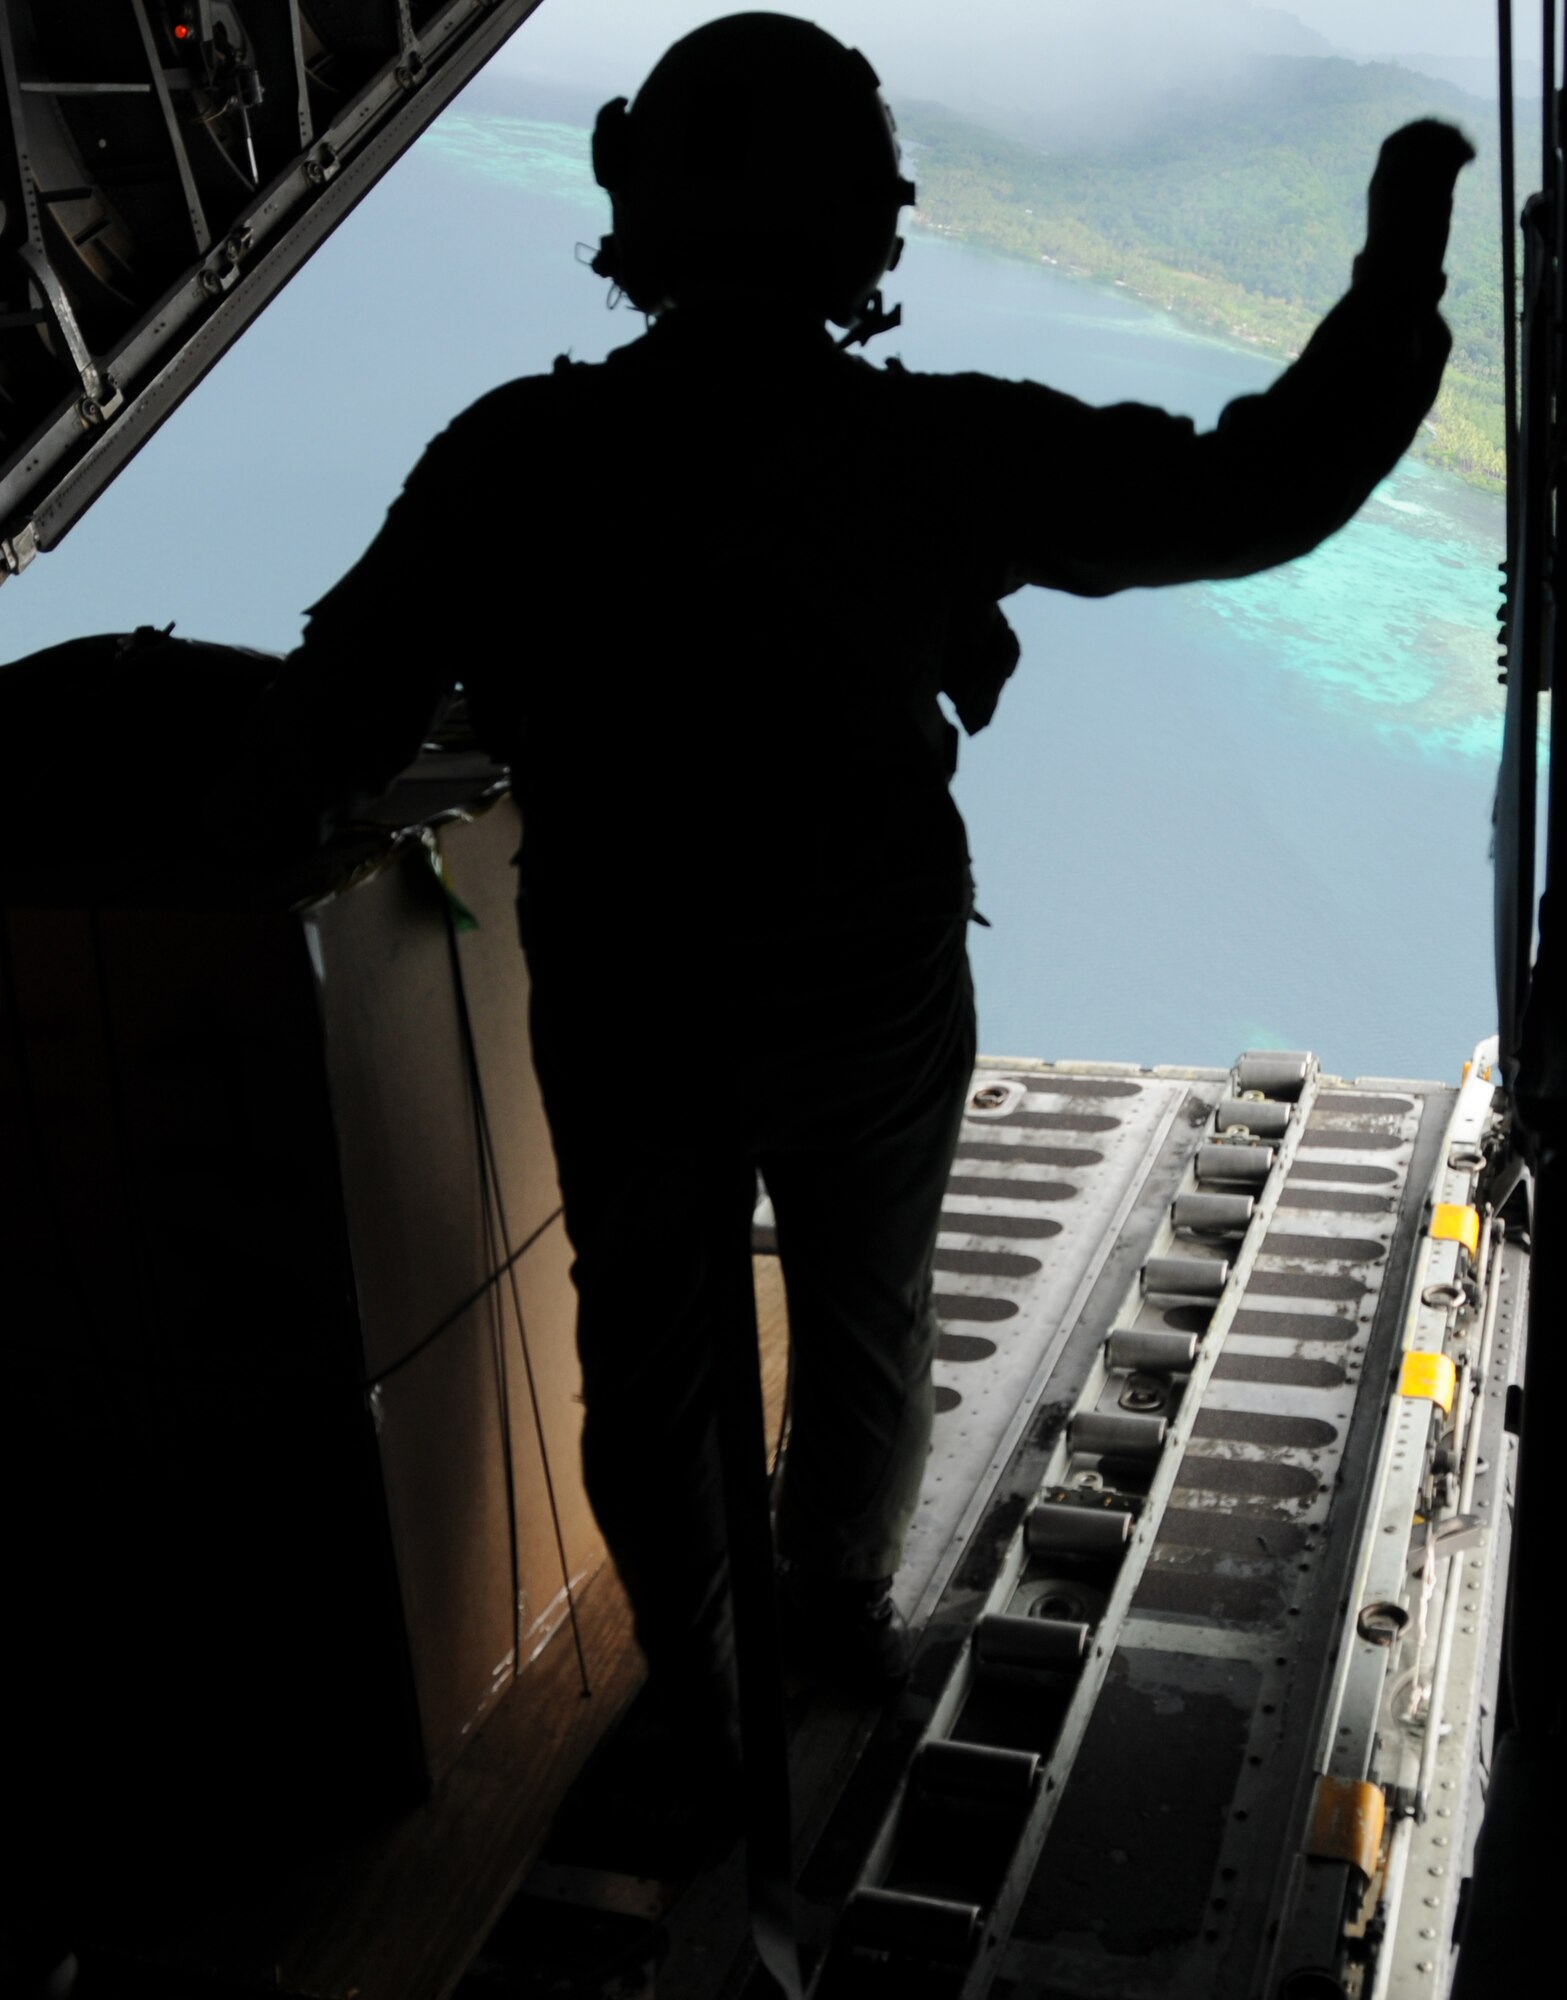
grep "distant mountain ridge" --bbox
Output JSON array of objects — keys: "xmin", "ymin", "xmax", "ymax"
[
  {"xmin": 1380, "ymin": 50, "xmax": 1538, "ymax": 101},
  {"xmin": 900, "ymin": 56, "xmax": 1509, "ymax": 489}
]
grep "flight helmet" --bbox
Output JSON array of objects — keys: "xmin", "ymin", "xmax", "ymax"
[{"xmin": 589, "ymin": 12, "xmax": 916, "ymax": 331}]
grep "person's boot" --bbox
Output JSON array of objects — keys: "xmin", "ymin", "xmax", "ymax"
[
  {"xmin": 552, "ymin": 1616, "xmax": 744, "ymax": 1880},
  {"xmin": 623, "ymin": 1677, "xmax": 746, "ymax": 1872},
  {"xmin": 775, "ymin": 1559, "xmax": 912, "ymax": 1700},
  {"xmin": 558, "ymin": 1669, "xmax": 744, "ymax": 1878}
]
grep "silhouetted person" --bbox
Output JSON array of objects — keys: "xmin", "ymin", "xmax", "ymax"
[{"xmin": 224, "ymin": 13, "xmax": 1471, "ymax": 1840}]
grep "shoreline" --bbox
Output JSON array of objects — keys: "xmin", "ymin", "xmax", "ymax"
[
  {"xmin": 906, "ymin": 215, "xmax": 1293, "ymax": 369},
  {"xmin": 905, "ymin": 216, "xmax": 1503, "ymax": 499}
]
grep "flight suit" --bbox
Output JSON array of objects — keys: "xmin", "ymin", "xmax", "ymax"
[{"xmin": 254, "ymin": 263, "xmax": 1450, "ymax": 1711}]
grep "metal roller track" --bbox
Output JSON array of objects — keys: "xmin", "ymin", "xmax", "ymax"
[
  {"xmin": 991, "ymin": 1070, "xmax": 1451, "ymax": 2000},
  {"xmin": 805, "ymin": 1053, "xmax": 1332, "ymax": 1998}
]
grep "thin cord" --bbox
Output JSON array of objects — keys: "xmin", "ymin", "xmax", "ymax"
[
  {"xmin": 490, "ymin": 1125, "xmax": 592, "ymax": 1697},
  {"xmin": 441, "ymin": 892, "xmax": 592, "ymax": 1699},
  {"xmin": 367, "ymin": 1202, "xmax": 562, "ymax": 1388},
  {"xmin": 470, "ymin": 983, "xmax": 524, "ymax": 1686}
]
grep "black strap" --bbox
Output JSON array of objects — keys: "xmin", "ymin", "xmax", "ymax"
[{"xmin": 712, "ymin": 1222, "xmax": 804, "ymax": 1998}]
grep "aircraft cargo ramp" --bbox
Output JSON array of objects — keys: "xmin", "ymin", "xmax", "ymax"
[{"xmin": 469, "ymin": 1045, "xmax": 1527, "ymax": 2000}]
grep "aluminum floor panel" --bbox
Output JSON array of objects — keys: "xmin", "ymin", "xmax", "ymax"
[{"xmin": 905, "ymin": 1067, "xmax": 1193, "ymax": 1627}]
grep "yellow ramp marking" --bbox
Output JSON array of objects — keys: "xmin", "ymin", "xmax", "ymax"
[
  {"xmin": 1307, "ymin": 1777, "xmax": 1386, "ymax": 1878},
  {"xmin": 1432, "ymin": 1204, "xmax": 1480, "ymax": 1256},
  {"xmin": 1399, "ymin": 1351, "xmax": 1457, "ymax": 1414}
]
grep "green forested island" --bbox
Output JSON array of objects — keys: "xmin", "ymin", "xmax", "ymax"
[{"xmin": 900, "ymin": 59, "xmax": 1510, "ymax": 491}]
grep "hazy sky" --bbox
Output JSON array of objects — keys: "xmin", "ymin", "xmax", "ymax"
[{"xmin": 501, "ymin": 2, "xmax": 1515, "ymax": 93}]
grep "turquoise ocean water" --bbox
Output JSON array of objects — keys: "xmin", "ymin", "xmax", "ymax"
[{"xmin": 2, "ymin": 99, "xmax": 1517, "ymax": 1081}]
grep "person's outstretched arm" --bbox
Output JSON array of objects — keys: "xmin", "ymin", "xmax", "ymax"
[{"xmin": 942, "ymin": 120, "xmax": 1476, "ymax": 598}]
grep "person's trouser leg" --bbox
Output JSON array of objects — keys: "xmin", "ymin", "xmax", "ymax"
[
  {"xmin": 569, "ymin": 1153, "xmax": 756, "ymax": 1708},
  {"xmin": 759, "ymin": 923, "xmax": 976, "ymax": 1583},
  {"xmin": 522, "ymin": 939, "xmax": 755, "ymax": 1723}
]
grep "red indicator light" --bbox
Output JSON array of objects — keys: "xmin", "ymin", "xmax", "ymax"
[{"xmin": 174, "ymin": 22, "xmax": 192, "ymax": 38}]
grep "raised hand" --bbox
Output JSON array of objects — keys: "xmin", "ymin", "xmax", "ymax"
[{"xmin": 1362, "ymin": 119, "xmax": 1478, "ymax": 288}]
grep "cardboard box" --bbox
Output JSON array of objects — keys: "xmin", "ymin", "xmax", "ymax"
[{"xmin": 4, "ymin": 774, "xmax": 604, "ymax": 1827}]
